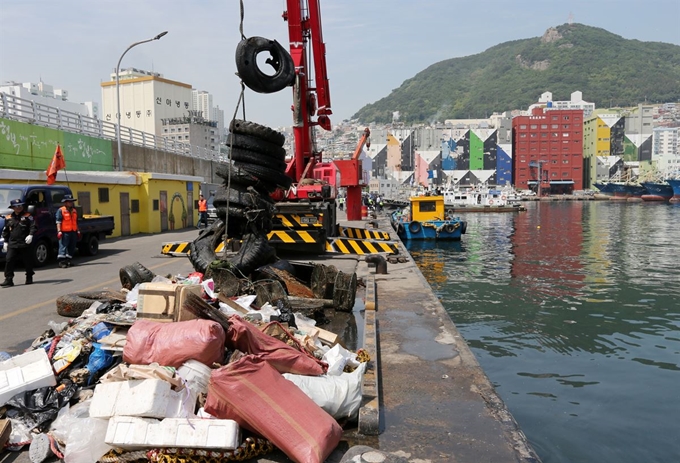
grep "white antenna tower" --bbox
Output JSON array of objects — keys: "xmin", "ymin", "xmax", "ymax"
[{"xmin": 568, "ymin": 12, "xmax": 574, "ymax": 25}]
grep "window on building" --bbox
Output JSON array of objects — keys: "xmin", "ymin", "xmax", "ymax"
[
  {"xmin": 153, "ymin": 199, "xmax": 159, "ymax": 211},
  {"xmin": 541, "ymin": 124, "xmax": 548, "ymax": 129},
  {"xmin": 531, "ymin": 133, "xmax": 537, "ymax": 138},
  {"xmin": 520, "ymin": 125, "xmax": 527, "ymax": 129},
  {"xmin": 530, "ymin": 124, "xmax": 537, "ymax": 129},
  {"xmin": 520, "ymin": 133, "xmax": 527, "ymax": 138},
  {"xmin": 553, "ymin": 133, "xmax": 559, "ymax": 137},
  {"xmin": 98, "ymin": 188, "xmax": 109, "ymax": 203},
  {"xmin": 131, "ymin": 199, "xmax": 140, "ymax": 213},
  {"xmin": 563, "ymin": 116, "xmax": 570, "ymax": 120},
  {"xmin": 563, "ymin": 124, "xmax": 570, "ymax": 129},
  {"xmin": 541, "ymin": 133, "xmax": 548, "ymax": 138},
  {"xmin": 552, "ymin": 116, "xmax": 558, "ymax": 120}
]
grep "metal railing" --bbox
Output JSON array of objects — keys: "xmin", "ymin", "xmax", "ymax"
[{"xmin": 0, "ymin": 93, "xmax": 225, "ymax": 162}]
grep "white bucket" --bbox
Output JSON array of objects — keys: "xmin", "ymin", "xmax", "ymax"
[{"xmin": 177, "ymin": 359, "xmax": 212, "ymax": 395}]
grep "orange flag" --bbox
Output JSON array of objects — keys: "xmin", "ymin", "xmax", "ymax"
[{"xmin": 46, "ymin": 144, "xmax": 66, "ymax": 185}]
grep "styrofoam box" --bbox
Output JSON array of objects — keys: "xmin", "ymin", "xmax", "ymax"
[
  {"xmin": 90, "ymin": 379, "xmax": 195, "ymax": 419},
  {"xmin": 0, "ymin": 349, "xmax": 57, "ymax": 406},
  {"xmin": 105, "ymin": 416, "xmax": 240, "ymax": 450}
]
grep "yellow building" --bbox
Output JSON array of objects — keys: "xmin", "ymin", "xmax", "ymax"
[{"xmin": 0, "ymin": 169, "xmax": 203, "ymax": 237}]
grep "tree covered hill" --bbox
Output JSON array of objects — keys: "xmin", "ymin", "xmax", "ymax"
[{"xmin": 352, "ymin": 24, "xmax": 680, "ymax": 124}]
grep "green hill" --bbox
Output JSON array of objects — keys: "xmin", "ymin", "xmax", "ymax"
[{"xmin": 352, "ymin": 24, "xmax": 680, "ymax": 124}]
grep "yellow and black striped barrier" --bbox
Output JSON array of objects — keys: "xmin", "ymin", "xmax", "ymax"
[
  {"xmin": 274, "ymin": 213, "xmax": 323, "ymax": 228},
  {"xmin": 162, "ymin": 234, "xmax": 399, "ymax": 257},
  {"xmin": 325, "ymin": 237, "xmax": 399, "ymax": 255},
  {"xmin": 337, "ymin": 225, "xmax": 391, "ymax": 241}
]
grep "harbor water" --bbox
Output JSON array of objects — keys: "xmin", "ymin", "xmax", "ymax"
[{"xmin": 407, "ymin": 201, "xmax": 680, "ymax": 463}]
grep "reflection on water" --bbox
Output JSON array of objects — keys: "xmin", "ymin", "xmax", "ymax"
[{"xmin": 409, "ymin": 201, "xmax": 680, "ymax": 463}]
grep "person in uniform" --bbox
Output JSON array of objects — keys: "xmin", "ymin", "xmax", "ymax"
[
  {"xmin": 197, "ymin": 194, "xmax": 208, "ymax": 229},
  {"xmin": 56, "ymin": 194, "xmax": 80, "ymax": 268},
  {"xmin": 1, "ymin": 199, "xmax": 37, "ymax": 287}
]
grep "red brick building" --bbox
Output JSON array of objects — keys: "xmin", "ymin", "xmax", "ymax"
[{"xmin": 512, "ymin": 107, "xmax": 584, "ymax": 194}]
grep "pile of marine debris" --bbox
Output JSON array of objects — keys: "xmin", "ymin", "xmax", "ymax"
[{"xmin": 1, "ymin": 255, "xmax": 366, "ymax": 463}]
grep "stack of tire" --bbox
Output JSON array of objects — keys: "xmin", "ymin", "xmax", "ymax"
[{"xmin": 188, "ymin": 119, "xmax": 290, "ymax": 276}]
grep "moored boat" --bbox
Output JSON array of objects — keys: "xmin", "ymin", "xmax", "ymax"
[
  {"xmin": 391, "ymin": 195, "xmax": 467, "ymax": 240},
  {"xmin": 667, "ymin": 179, "xmax": 680, "ymax": 202},
  {"xmin": 641, "ymin": 181, "xmax": 673, "ymax": 202},
  {"xmin": 442, "ymin": 187, "xmax": 525, "ymax": 213}
]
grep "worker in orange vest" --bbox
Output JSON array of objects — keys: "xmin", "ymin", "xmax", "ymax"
[
  {"xmin": 56, "ymin": 195, "xmax": 80, "ymax": 268},
  {"xmin": 197, "ymin": 194, "xmax": 208, "ymax": 229}
]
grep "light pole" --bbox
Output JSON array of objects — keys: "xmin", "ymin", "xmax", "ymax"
[{"xmin": 115, "ymin": 31, "xmax": 168, "ymax": 171}]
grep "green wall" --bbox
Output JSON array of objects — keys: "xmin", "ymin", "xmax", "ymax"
[
  {"xmin": 469, "ymin": 131, "xmax": 484, "ymax": 170},
  {"xmin": 0, "ymin": 118, "xmax": 113, "ymax": 171}
]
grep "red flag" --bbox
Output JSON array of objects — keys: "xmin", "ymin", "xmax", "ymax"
[{"xmin": 46, "ymin": 144, "xmax": 66, "ymax": 185}]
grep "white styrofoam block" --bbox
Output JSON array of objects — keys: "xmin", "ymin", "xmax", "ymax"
[
  {"xmin": 0, "ymin": 349, "xmax": 56, "ymax": 406},
  {"xmin": 105, "ymin": 416, "xmax": 240, "ymax": 450},
  {"xmin": 90, "ymin": 379, "xmax": 195, "ymax": 419}
]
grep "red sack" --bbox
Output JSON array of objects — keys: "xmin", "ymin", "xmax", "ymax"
[
  {"xmin": 123, "ymin": 319, "xmax": 225, "ymax": 368},
  {"xmin": 225, "ymin": 315, "xmax": 326, "ymax": 375},
  {"xmin": 205, "ymin": 355, "xmax": 342, "ymax": 463}
]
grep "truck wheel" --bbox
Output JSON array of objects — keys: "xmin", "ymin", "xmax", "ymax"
[
  {"xmin": 79, "ymin": 235, "xmax": 99, "ymax": 256},
  {"xmin": 229, "ymin": 119, "xmax": 286, "ymax": 146},
  {"xmin": 33, "ymin": 239, "xmax": 51, "ymax": 267}
]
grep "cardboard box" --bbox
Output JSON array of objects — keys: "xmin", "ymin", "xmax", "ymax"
[
  {"xmin": 0, "ymin": 419, "xmax": 11, "ymax": 450},
  {"xmin": 0, "ymin": 349, "xmax": 57, "ymax": 405},
  {"xmin": 137, "ymin": 283, "xmax": 203, "ymax": 322}
]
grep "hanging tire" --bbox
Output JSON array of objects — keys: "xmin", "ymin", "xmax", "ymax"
[
  {"xmin": 188, "ymin": 220, "xmax": 226, "ymax": 274},
  {"xmin": 228, "ymin": 232, "xmax": 276, "ymax": 277},
  {"xmin": 56, "ymin": 291, "xmax": 120, "ymax": 318},
  {"xmin": 215, "ymin": 165, "xmax": 277, "ymax": 194},
  {"xmin": 461, "ymin": 221, "xmax": 468, "ymax": 234},
  {"xmin": 227, "ymin": 147, "xmax": 287, "ymax": 171},
  {"xmin": 444, "ymin": 223, "xmax": 457, "ymax": 234},
  {"xmin": 229, "ymin": 119, "xmax": 286, "ymax": 146},
  {"xmin": 234, "ymin": 162, "xmax": 293, "ymax": 189},
  {"xmin": 226, "ymin": 133, "xmax": 286, "ymax": 159},
  {"xmin": 235, "ymin": 36, "xmax": 295, "ymax": 94},
  {"xmin": 397, "ymin": 223, "xmax": 405, "ymax": 235},
  {"xmin": 408, "ymin": 221, "xmax": 421, "ymax": 234}
]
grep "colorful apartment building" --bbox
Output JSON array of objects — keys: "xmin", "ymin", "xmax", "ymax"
[{"xmin": 512, "ymin": 107, "xmax": 584, "ymax": 194}]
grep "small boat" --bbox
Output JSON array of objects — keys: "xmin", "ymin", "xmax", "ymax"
[{"xmin": 391, "ymin": 195, "xmax": 467, "ymax": 240}]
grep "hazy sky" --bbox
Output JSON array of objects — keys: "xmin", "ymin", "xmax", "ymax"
[{"xmin": 1, "ymin": 0, "xmax": 679, "ymax": 129}]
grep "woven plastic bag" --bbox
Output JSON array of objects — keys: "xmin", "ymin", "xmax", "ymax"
[
  {"xmin": 225, "ymin": 315, "xmax": 326, "ymax": 375},
  {"xmin": 205, "ymin": 355, "xmax": 341, "ymax": 463},
  {"xmin": 123, "ymin": 319, "xmax": 225, "ymax": 368}
]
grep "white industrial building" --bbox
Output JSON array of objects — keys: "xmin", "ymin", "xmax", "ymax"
[{"xmin": 0, "ymin": 80, "xmax": 99, "ymax": 119}]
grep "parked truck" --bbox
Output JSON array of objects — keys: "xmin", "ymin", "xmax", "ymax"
[{"xmin": 0, "ymin": 184, "xmax": 115, "ymax": 266}]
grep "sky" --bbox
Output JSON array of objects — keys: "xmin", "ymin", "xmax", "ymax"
[{"xmin": 1, "ymin": 0, "xmax": 679, "ymax": 129}]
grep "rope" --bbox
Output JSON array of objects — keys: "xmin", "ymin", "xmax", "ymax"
[
  {"xmin": 99, "ymin": 449, "xmax": 149, "ymax": 462},
  {"xmin": 48, "ymin": 434, "xmax": 64, "ymax": 460},
  {"xmin": 47, "ymin": 335, "xmax": 61, "ymax": 360}
]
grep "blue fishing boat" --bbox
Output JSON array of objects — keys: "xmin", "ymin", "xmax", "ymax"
[
  {"xmin": 667, "ymin": 179, "xmax": 680, "ymax": 202},
  {"xmin": 641, "ymin": 181, "xmax": 673, "ymax": 202},
  {"xmin": 391, "ymin": 195, "xmax": 467, "ymax": 240}
]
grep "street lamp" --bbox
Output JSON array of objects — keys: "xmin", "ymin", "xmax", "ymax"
[{"xmin": 115, "ymin": 31, "xmax": 168, "ymax": 171}]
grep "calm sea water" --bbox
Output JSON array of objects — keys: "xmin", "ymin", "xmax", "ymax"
[{"xmin": 407, "ymin": 201, "xmax": 680, "ymax": 463}]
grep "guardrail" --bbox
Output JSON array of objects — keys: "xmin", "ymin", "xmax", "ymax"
[{"xmin": 0, "ymin": 93, "xmax": 225, "ymax": 162}]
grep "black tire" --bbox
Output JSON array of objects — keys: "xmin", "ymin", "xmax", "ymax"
[
  {"xmin": 228, "ymin": 147, "xmax": 287, "ymax": 171},
  {"xmin": 78, "ymin": 234, "xmax": 99, "ymax": 256},
  {"xmin": 235, "ymin": 37, "xmax": 295, "ymax": 94},
  {"xmin": 408, "ymin": 221, "xmax": 421, "ymax": 234},
  {"xmin": 32, "ymin": 238, "xmax": 52, "ymax": 267},
  {"xmin": 234, "ymin": 162, "xmax": 293, "ymax": 189},
  {"xmin": 215, "ymin": 163, "xmax": 278, "ymax": 194},
  {"xmin": 226, "ymin": 133, "xmax": 286, "ymax": 159},
  {"xmin": 461, "ymin": 221, "xmax": 468, "ymax": 234},
  {"xmin": 229, "ymin": 119, "xmax": 286, "ymax": 146},
  {"xmin": 131, "ymin": 262, "xmax": 155, "ymax": 281},
  {"xmin": 119, "ymin": 265, "xmax": 143, "ymax": 290},
  {"xmin": 228, "ymin": 232, "xmax": 276, "ymax": 277},
  {"xmin": 213, "ymin": 185, "xmax": 273, "ymax": 211},
  {"xmin": 189, "ymin": 220, "xmax": 226, "ymax": 274},
  {"xmin": 333, "ymin": 271, "xmax": 357, "ymax": 313},
  {"xmin": 397, "ymin": 223, "xmax": 405, "ymax": 235},
  {"xmin": 444, "ymin": 223, "xmax": 457, "ymax": 234},
  {"xmin": 56, "ymin": 291, "xmax": 120, "ymax": 317}
]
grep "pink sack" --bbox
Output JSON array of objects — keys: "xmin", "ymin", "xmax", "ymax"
[
  {"xmin": 226, "ymin": 315, "xmax": 326, "ymax": 375},
  {"xmin": 205, "ymin": 355, "xmax": 342, "ymax": 463},
  {"xmin": 123, "ymin": 319, "xmax": 225, "ymax": 368}
]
